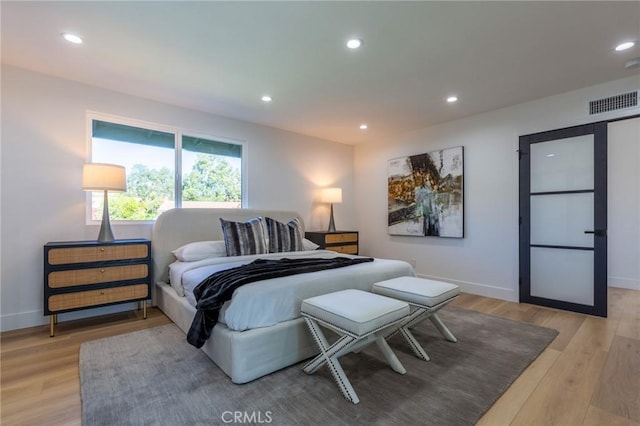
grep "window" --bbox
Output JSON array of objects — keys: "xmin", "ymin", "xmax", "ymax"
[{"xmin": 89, "ymin": 115, "xmax": 243, "ymax": 221}]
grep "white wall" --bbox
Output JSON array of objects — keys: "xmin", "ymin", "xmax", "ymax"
[
  {"xmin": 608, "ymin": 117, "xmax": 640, "ymax": 290},
  {"xmin": 355, "ymin": 76, "xmax": 640, "ymax": 301},
  {"xmin": 0, "ymin": 65, "xmax": 355, "ymax": 331}
]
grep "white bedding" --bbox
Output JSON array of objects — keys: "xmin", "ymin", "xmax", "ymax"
[{"xmin": 169, "ymin": 250, "xmax": 414, "ymax": 331}]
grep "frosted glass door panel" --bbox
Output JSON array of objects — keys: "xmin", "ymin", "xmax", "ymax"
[
  {"xmin": 530, "ymin": 247, "xmax": 594, "ymax": 306},
  {"xmin": 530, "ymin": 135, "xmax": 594, "ymax": 193},
  {"xmin": 530, "ymin": 193, "xmax": 594, "ymax": 247}
]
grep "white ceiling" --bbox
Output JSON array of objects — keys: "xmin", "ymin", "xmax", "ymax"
[{"xmin": 2, "ymin": 1, "xmax": 639, "ymax": 145}]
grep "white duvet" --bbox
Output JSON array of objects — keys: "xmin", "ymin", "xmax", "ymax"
[{"xmin": 169, "ymin": 250, "xmax": 414, "ymax": 331}]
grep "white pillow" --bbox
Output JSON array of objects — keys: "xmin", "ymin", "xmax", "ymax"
[
  {"xmin": 172, "ymin": 240, "xmax": 227, "ymax": 262},
  {"xmin": 303, "ymin": 238, "xmax": 320, "ymax": 250}
]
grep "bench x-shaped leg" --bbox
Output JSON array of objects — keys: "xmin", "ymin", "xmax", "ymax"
[
  {"xmin": 302, "ymin": 317, "xmax": 360, "ymax": 403},
  {"xmin": 387, "ymin": 300, "xmax": 458, "ymax": 362},
  {"xmin": 302, "ymin": 316, "xmax": 406, "ymax": 404}
]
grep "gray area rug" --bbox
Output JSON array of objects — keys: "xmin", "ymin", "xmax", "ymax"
[{"xmin": 80, "ymin": 306, "xmax": 557, "ymax": 426}]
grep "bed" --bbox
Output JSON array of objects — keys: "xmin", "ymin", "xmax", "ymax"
[{"xmin": 152, "ymin": 208, "xmax": 414, "ymax": 383}]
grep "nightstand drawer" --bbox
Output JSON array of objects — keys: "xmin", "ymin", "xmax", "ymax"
[
  {"xmin": 325, "ymin": 233, "xmax": 358, "ymax": 244},
  {"xmin": 48, "ymin": 284, "xmax": 148, "ymax": 312},
  {"xmin": 48, "ymin": 244, "xmax": 149, "ymax": 265},
  {"xmin": 305, "ymin": 231, "xmax": 359, "ymax": 255},
  {"xmin": 48, "ymin": 264, "xmax": 149, "ymax": 288},
  {"xmin": 327, "ymin": 244, "xmax": 359, "ymax": 254}
]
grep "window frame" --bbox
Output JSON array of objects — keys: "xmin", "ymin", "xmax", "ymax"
[{"xmin": 85, "ymin": 111, "xmax": 247, "ymax": 225}]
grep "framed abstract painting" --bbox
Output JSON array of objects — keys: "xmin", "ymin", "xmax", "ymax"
[{"xmin": 388, "ymin": 146, "xmax": 464, "ymax": 238}]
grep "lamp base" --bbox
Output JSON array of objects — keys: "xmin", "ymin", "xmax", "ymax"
[
  {"xmin": 327, "ymin": 203, "xmax": 336, "ymax": 232},
  {"xmin": 97, "ymin": 190, "xmax": 115, "ymax": 242}
]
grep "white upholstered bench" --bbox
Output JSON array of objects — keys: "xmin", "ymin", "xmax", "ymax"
[
  {"xmin": 300, "ymin": 289, "xmax": 410, "ymax": 404},
  {"xmin": 372, "ymin": 276, "xmax": 460, "ymax": 362}
]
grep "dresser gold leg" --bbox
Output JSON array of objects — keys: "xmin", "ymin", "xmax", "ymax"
[
  {"xmin": 143, "ymin": 300, "xmax": 147, "ymax": 319},
  {"xmin": 50, "ymin": 315, "xmax": 55, "ymax": 337}
]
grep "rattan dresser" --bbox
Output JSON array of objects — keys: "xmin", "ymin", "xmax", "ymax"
[{"xmin": 44, "ymin": 239, "xmax": 151, "ymax": 336}]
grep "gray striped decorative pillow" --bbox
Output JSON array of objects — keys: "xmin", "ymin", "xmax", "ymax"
[
  {"xmin": 265, "ymin": 217, "xmax": 304, "ymax": 253},
  {"xmin": 220, "ymin": 217, "xmax": 268, "ymax": 256}
]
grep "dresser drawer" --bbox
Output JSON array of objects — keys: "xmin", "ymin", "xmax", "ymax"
[
  {"xmin": 48, "ymin": 244, "xmax": 149, "ymax": 265},
  {"xmin": 325, "ymin": 233, "xmax": 358, "ymax": 244},
  {"xmin": 48, "ymin": 264, "xmax": 149, "ymax": 288},
  {"xmin": 48, "ymin": 284, "xmax": 148, "ymax": 312},
  {"xmin": 327, "ymin": 244, "xmax": 359, "ymax": 255}
]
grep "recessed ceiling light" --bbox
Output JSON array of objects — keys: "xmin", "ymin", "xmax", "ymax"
[
  {"xmin": 615, "ymin": 41, "xmax": 636, "ymax": 51},
  {"xmin": 546, "ymin": 153, "xmax": 556, "ymax": 157},
  {"xmin": 346, "ymin": 39, "xmax": 363, "ymax": 49},
  {"xmin": 446, "ymin": 96, "xmax": 458, "ymax": 103},
  {"xmin": 359, "ymin": 124, "xmax": 368, "ymax": 130},
  {"xmin": 62, "ymin": 33, "xmax": 83, "ymax": 44},
  {"xmin": 261, "ymin": 95, "xmax": 272, "ymax": 102}
]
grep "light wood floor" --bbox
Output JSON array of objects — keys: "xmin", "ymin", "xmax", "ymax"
[{"xmin": 1, "ymin": 288, "xmax": 638, "ymax": 425}]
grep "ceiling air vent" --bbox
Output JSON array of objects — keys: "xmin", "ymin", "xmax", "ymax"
[{"xmin": 589, "ymin": 91, "xmax": 638, "ymax": 115}]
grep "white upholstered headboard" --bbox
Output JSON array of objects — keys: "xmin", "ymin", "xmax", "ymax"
[{"xmin": 151, "ymin": 208, "xmax": 304, "ymax": 284}]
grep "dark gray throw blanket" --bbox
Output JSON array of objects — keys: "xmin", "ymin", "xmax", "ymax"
[{"xmin": 187, "ymin": 257, "xmax": 374, "ymax": 348}]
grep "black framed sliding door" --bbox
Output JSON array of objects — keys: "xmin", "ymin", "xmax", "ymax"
[{"xmin": 519, "ymin": 122, "xmax": 607, "ymax": 317}]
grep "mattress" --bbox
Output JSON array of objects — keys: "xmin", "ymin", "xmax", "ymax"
[{"xmin": 170, "ymin": 250, "xmax": 415, "ymax": 331}]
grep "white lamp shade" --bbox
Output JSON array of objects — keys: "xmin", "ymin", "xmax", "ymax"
[
  {"xmin": 83, "ymin": 163, "xmax": 127, "ymax": 192},
  {"xmin": 319, "ymin": 187, "xmax": 342, "ymax": 204}
]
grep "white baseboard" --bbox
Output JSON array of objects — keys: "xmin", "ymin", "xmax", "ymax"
[
  {"xmin": 1, "ymin": 303, "xmax": 137, "ymax": 332},
  {"xmin": 0, "ymin": 309, "xmax": 46, "ymax": 332},
  {"xmin": 608, "ymin": 276, "xmax": 640, "ymax": 290},
  {"xmin": 416, "ymin": 273, "xmax": 518, "ymax": 302}
]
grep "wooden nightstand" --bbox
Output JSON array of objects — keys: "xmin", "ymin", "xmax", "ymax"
[
  {"xmin": 44, "ymin": 239, "xmax": 151, "ymax": 337},
  {"xmin": 305, "ymin": 231, "xmax": 359, "ymax": 255}
]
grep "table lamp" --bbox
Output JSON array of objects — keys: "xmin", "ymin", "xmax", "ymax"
[
  {"xmin": 83, "ymin": 163, "xmax": 127, "ymax": 242},
  {"xmin": 319, "ymin": 187, "xmax": 342, "ymax": 232}
]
